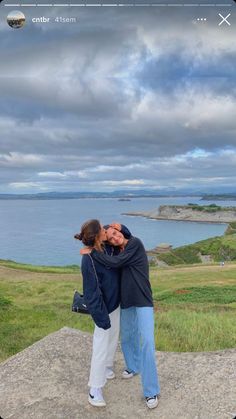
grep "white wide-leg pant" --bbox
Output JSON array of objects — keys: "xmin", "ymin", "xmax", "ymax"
[{"xmin": 88, "ymin": 306, "xmax": 120, "ymax": 388}]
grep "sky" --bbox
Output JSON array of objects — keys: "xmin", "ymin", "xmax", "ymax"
[{"xmin": 0, "ymin": 2, "xmax": 236, "ymax": 194}]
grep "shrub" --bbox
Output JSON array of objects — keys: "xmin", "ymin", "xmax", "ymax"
[
  {"xmin": 174, "ymin": 247, "xmax": 201, "ymax": 264},
  {"xmin": 157, "ymin": 252, "xmax": 183, "ymax": 265},
  {"xmin": 0, "ymin": 296, "xmax": 12, "ymax": 309}
]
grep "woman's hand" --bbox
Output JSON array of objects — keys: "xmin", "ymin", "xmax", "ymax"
[
  {"xmin": 80, "ymin": 247, "xmax": 92, "ymax": 255},
  {"xmin": 110, "ymin": 222, "xmax": 121, "ymax": 231}
]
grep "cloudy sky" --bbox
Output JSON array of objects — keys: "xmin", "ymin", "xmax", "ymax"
[{"xmin": 0, "ymin": 3, "xmax": 236, "ymax": 193}]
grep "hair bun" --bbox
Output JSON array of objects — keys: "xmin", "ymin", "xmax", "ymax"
[{"xmin": 74, "ymin": 233, "xmax": 82, "ymax": 240}]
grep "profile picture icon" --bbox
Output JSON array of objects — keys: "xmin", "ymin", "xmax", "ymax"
[{"xmin": 7, "ymin": 10, "xmax": 26, "ymax": 29}]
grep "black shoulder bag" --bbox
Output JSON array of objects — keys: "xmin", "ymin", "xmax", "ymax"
[{"xmin": 72, "ymin": 254, "xmax": 99, "ymax": 315}]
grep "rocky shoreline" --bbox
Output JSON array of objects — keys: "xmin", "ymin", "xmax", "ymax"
[{"xmin": 123, "ymin": 205, "xmax": 236, "ymax": 224}]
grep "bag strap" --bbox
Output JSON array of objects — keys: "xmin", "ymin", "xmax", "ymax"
[{"xmin": 88, "ymin": 254, "xmax": 99, "ymax": 284}]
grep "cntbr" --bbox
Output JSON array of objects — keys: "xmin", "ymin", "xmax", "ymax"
[{"xmin": 32, "ymin": 17, "xmax": 50, "ymax": 23}]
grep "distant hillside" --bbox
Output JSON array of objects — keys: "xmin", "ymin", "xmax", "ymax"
[
  {"xmin": 148, "ymin": 223, "xmax": 236, "ymax": 266},
  {"xmin": 0, "ymin": 191, "xmax": 200, "ymax": 200},
  {"xmin": 201, "ymin": 194, "xmax": 236, "ymax": 201}
]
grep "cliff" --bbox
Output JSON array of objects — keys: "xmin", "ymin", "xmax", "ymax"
[{"xmin": 123, "ymin": 205, "xmax": 236, "ymax": 223}]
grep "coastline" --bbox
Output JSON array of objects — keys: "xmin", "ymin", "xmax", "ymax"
[
  {"xmin": 123, "ymin": 205, "xmax": 236, "ymax": 225},
  {"xmin": 123, "ymin": 213, "xmax": 230, "ymax": 224}
]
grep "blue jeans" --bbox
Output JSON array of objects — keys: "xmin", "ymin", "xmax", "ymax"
[{"xmin": 121, "ymin": 306, "xmax": 160, "ymax": 398}]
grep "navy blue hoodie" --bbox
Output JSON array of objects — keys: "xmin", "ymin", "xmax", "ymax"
[{"xmin": 81, "ymin": 225, "xmax": 131, "ymax": 329}]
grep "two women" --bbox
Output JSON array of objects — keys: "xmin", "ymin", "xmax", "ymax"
[
  {"xmin": 88, "ymin": 223, "xmax": 160, "ymax": 409},
  {"xmin": 75, "ymin": 219, "xmax": 160, "ymax": 409}
]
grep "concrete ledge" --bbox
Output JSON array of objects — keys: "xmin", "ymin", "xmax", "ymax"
[{"xmin": 0, "ymin": 327, "xmax": 235, "ymax": 419}]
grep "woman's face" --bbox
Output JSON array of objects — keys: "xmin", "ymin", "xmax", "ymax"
[
  {"xmin": 98, "ymin": 225, "xmax": 107, "ymax": 242},
  {"xmin": 106, "ymin": 227, "xmax": 124, "ymax": 247}
]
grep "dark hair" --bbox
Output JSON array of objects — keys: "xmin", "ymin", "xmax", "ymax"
[{"xmin": 74, "ymin": 219, "xmax": 101, "ymax": 248}]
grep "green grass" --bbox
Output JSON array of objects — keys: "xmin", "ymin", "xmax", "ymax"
[
  {"xmin": 0, "ymin": 259, "xmax": 80, "ymax": 273},
  {"xmin": 150, "ymin": 267, "xmax": 236, "ymax": 351},
  {"xmin": 0, "ymin": 295, "xmax": 12, "ymax": 309},
  {"xmin": 158, "ymin": 233, "xmax": 236, "ymax": 265},
  {"xmin": 0, "ymin": 261, "xmax": 236, "ymax": 360},
  {"xmin": 155, "ymin": 309, "xmax": 236, "ymax": 352},
  {"xmin": 0, "ymin": 276, "xmax": 94, "ymax": 361},
  {"xmin": 154, "ymin": 285, "xmax": 236, "ymax": 304},
  {"xmin": 187, "ymin": 203, "xmax": 222, "ymax": 212},
  {"xmin": 167, "ymin": 203, "xmax": 232, "ymax": 212}
]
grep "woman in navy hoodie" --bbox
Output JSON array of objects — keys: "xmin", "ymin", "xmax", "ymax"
[{"xmin": 74, "ymin": 219, "xmax": 130, "ymax": 408}]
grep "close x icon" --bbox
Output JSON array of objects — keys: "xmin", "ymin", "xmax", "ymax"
[{"xmin": 219, "ymin": 13, "xmax": 231, "ymax": 26}]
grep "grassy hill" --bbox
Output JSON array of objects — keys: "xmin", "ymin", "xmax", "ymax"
[
  {"xmin": 154, "ymin": 223, "xmax": 236, "ymax": 266},
  {"xmin": 186, "ymin": 203, "xmax": 234, "ymax": 212},
  {"xmin": 0, "ymin": 261, "xmax": 236, "ymax": 360}
]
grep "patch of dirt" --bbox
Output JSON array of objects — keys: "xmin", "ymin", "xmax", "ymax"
[{"xmin": 174, "ymin": 290, "xmax": 191, "ymax": 295}]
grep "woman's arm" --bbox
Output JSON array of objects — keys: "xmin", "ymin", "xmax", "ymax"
[
  {"xmin": 91, "ymin": 238, "xmax": 139, "ymax": 268},
  {"xmin": 82, "ymin": 255, "xmax": 111, "ymax": 329}
]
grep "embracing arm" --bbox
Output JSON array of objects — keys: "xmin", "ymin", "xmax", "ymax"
[
  {"xmin": 82, "ymin": 255, "xmax": 110, "ymax": 329},
  {"xmin": 91, "ymin": 238, "xmax": 138, "ymax": 268}
]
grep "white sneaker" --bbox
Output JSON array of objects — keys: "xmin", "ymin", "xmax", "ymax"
[
  {"xmin": 106, "ymin": 368, "xmax": 116, "ymax": 380},
  {"xmin": 122, "ymin": 369, "xmax": 134, "ymax": 379},
  {"xmin": 88, "ymin": 388, "xmax": 106, "ymax": 407},
  {"xmin": 145, "ymin": 395, "xmax": 159, "ymax": 409}
]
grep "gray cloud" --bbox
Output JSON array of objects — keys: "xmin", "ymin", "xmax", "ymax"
[{"xmin": 0, "ymin": 6, "xmax": 236, "ymax": 192}]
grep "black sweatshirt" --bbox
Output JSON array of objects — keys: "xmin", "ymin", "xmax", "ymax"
[
  {"xmin": 91, "ymin": 236, "xmax": 153, "ymax": 309},
  {"xmin": 81, "ymin": 247, "xmax": 119, "ymax": 330}
]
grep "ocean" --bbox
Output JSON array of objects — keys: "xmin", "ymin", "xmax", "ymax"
[{"xmin": 0, "ymin": 197, "xmax": 230, "ymax": 266}]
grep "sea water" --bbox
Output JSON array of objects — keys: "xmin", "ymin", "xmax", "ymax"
[{"xmin": 0, "ymin": 197, "xmax": 229, "ymax": 266}]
